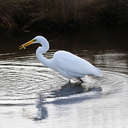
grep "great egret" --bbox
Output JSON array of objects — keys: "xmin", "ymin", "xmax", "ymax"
[{"xmin": 19, "ymin": 36, "xmax": 102, "ymax": 83}]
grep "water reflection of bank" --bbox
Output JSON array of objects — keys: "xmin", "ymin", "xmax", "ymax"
[{"xmin": 1, "ymin": 27, "xmax": 128, "ymax": 53}]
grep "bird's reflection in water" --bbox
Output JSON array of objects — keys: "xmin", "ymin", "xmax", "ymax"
[
  {"xmin": 34, "ymin": 93, "xmax": 48, "ymax": 121},
  {"xmin": 33, "ymin": 82, "xmax": 102, "ymax": 120},
  {"xmin": 51, "ymin": 82, "xmax": 85, "ymax": 97},
  {"xmin": 51, "ymin": 82, "xmax": 102, "ymax": 97}
]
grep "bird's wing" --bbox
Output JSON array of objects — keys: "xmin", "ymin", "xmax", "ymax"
[{"xmin": 53, "ymin": 51, "xmax": 97, "ymax": 75}]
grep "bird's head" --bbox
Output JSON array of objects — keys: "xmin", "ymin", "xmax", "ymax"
[{"xmin": 19, "ymin": 36, "xmax": 49, "ymax": 50}]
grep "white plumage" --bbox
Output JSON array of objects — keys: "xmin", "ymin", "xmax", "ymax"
[
  {"xmin": 52, "ymin": 51, "xmax": 102, "ymax": 78},
  {"xmin": 19, "ymin": 36, "xmax": 102, "ymax": 82}
]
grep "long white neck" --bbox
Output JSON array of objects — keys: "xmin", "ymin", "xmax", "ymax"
[
  {"xmin": 36, "ymin": 47, "xmax": 51, "ymax": 67},
  {"xmin": 35, "ymin": 38, "xmax": 51, "ymax": 67}
]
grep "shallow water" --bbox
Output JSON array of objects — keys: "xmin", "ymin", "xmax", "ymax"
[{"xmin": 0, "ymin": 47, "xmax": 128, "ymax": 128}]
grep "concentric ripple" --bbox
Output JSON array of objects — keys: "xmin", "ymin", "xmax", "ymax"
[
  {"xmin": 0, "ymin": 50, "xmax": 128, "ymax": 106},
  {"xmin": 0, "ymin": 63, "xmax": 65, "ymax": 105}
]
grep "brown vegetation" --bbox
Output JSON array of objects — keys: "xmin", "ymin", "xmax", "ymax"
[{"xmin": 0, "ymin": 0, "xmax": 128, "ymax": 33}]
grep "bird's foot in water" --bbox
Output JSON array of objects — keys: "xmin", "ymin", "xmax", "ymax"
[
  {"xmin": 69, "ymin": 78, "xmax": 84, "ymax": 86},
  {"xmin": 66, "ymin": 79, "xmax": 83, "ymax": 88},
  {"xmin": 78, "ymin": 78, "xmax": 84, "ymax": 85},
  {"xmin": 66, "ymin": 79, "xmax": 102, "ymax": 92}
]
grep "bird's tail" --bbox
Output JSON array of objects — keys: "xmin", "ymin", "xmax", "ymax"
[{"xmin": 93, "ymin": 67, "xmax": 103, "ymax": 77}]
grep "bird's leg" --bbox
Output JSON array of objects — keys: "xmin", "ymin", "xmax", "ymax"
[
  {"xmin": 68, "ymin": 79, "xmax": 72, "ymax": 85},
  {"xmin": 80, "ymin": 78, "xmax": 84, "ymax": 83},
  {"xmin": 78, "ymin": 78, "xmax": 84, "ymax": 84}
]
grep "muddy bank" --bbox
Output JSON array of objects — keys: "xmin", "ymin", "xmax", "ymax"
[{"xmin": 0, "ymin": 0, "xmax": 128, "ymax": 34}]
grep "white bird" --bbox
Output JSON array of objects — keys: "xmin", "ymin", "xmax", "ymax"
[{"xmin": 19, "ymin": 36, "xmax": 102, "ymax": 83}]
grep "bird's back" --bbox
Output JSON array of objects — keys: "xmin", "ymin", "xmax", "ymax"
[{"xmin": 53, "ymin": 50, "xmax": 102, "ymax": 78}]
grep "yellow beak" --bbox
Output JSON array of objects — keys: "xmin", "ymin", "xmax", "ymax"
[{"xmin": 19, "ymin": 39, "xmax": 34, "ymax": 50}]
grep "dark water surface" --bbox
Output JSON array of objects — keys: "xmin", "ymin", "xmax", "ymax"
[{"xmin": 0, "ymin": 32, "xmax": 128, "ymax": 128}]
